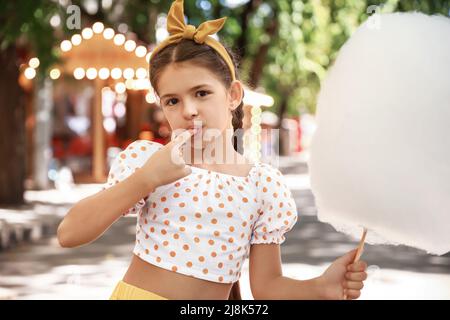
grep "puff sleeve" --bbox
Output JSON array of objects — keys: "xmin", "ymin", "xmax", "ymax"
[
  {"xmin": 102, "ymin": 140, "xmax": 163, "ymax": 216},
  {"xmin": 250, "ymin": 163, "xmax": 298, "ymax": 244}
]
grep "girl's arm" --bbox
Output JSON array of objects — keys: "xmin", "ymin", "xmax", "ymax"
[
  {"xmin": 57, "ymin": 170, "xmax": 155, "ymax": 248},
  {"xmin": 57, "ymin": 130, "xmax": 194, "ymax": 249},
  {"xmin": 249, "ymin": 244, "xmax": 367, "ymax": 300}
]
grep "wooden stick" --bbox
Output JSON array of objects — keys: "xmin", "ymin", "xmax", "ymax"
[{"xmin": 344, "ymin": 227, "xmax": 367, "ymax": 300}]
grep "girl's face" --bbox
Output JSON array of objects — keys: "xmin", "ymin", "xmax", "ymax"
[{"xmin": 156, "ymin": 62, "xmax": 243, "ymax": 152}]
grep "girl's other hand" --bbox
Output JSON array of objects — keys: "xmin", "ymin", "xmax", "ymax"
[
  {"xmin": 318, "ymin": 249, "xmax": 368, "ymax": 300},
  {"xmin": 139, "ymin": 129, "xmax": 195, "ymax": 190}
]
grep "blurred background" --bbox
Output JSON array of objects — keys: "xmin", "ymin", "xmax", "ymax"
[{"xmin": 0, "ymin": 0, "xmax": 449, "ymax": 300}]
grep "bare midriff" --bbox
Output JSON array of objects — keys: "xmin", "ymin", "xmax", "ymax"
[{"xmin": 122, "ymin": 254, "xmax": 233, "ymax": 300}]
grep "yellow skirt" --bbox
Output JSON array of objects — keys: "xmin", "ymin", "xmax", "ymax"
[{"xmin": 109, "ymin": 280, "xmax": 169, "ymax": 300}]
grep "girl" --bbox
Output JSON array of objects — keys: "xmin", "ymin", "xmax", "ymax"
[{"xmin": 57, "ymin": 0, "xmax": 368, "ymax": 300}]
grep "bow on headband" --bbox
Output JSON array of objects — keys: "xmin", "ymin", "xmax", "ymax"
[{"xmin": 149, "ymin": 0, "xmax": 236, "ymax": 81}]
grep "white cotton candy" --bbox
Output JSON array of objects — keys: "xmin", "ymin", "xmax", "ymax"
[{"xmin": 308, "ymin": 12, "xmax": 450, "ymax": 256}]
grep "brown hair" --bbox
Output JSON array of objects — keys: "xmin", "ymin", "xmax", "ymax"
[
  {"xmin": 149, "ymin": 39, "xmax": 243, "ymax": 300},
  {"xmin": 149, "ymin": 39, "xmax": 244, "ymax": 154}
]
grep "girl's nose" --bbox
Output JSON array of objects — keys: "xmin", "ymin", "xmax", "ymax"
[{"xmin": 183, "ymin": 100, "xmax": 199, "ymax": 118}]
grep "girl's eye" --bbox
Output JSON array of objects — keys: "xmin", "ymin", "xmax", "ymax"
[
  {"xmin": 196, "ymin": 90, "xmax": 210, "ymax": 98},
  {"xmin": 166, "ymin": 98, "xmax": 178, "ymax": 106}
]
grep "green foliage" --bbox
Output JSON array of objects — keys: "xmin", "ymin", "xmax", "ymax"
[{"xmin": 0, "ymin": 0, "xmax": 60, "ymax": 76}]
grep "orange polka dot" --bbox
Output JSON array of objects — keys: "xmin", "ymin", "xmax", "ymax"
[
  {"xmin": 145, "ymin": 249, "xmax": 149, "ymax": 254},
  {"xmin": 131, "ymin": 153, "xmax": 137, "ymax": 158},
  {"xmin": 263, "ymin": 187, "xmax": 268, "ymax": 193},
  {"xmin": 161, "ymin": 229, "xmax": 167, "ymax": 235},
  {"xmin": 172, "ymin": 266, "xmax": 178, "ymax": 272},
  {"xmin": 277, "ymin": 213, "xmax": 282, "ymax": 218},
  {"xmin": 242, "ymin": 221, "xmax": 247, "ymax": 227},
  {"xmin": 227, "ymin": 196, "xmax": 233, "ymax": 201},
  {"xmin": 174, "ymin": 182, "xmax": 181, "ymax": 187},
  {"xmin": 243, "ymin": 197, "xmax": 248, "ymax": 203},
  {"xmin": 215, "ymin": 193, "xmax": 220, "ymax": 198},
  {"xmin": 219, "ymin": 203, "xmax": 224, "ymax": 208},
  {"xmin": 287, "ymin": 211, "xmax": 292, "ymax": 216},
  {"xmin": 218, "ymin": 185, "xmax": 224, "ymax": 190},
  {"xmin": 267, "ymin": 177, "xmax": 272, "ymax": 182},
  {"xmin": 195, "ymin": 212, "xmax": 202, "ymax": 218},
  {"xmin": 120, "ymin": 154, "xmax": 126, "ymax": 159},
  {"xmin": 179, "ymin": 226, "xmax": 186, "ymax": 232},
  {"xmin": 163, "ymin": 240, "xmax": 169, "ymax": 246},
  {"xmin": 193, "ymin": 196, "xmax": 199, "ymax": 202},
  {"xmin": 214, "ymin": 231, "xmax": 220, "ymax": 237},
  {"xmin": 140, "ymin": 146, "xmax": 146, "ymax": 151},
  {"xmin": 218, "ymin": 262, "xmax": 223, "ymax": 268},
  {"xmin": 203, "ymin": 191, "xmax": 208, "ymax": 196},
  {"xmin": 219, "ymin": 276, "xmax": 224, "ymax": 282},
  {"xmin": 228, "ymin": 254, "xmax": 233, "ymax": 260},
  {"xmin": 163, "ymin": 208, "xmax": 169, "ymax": 213},
  {"xmin": 221, "ymin": 245, "xmax": 227, "ymax": 251},
  {"xmin": 161, "ymin": 197, "xmax": 167, "ymax": 202},
  {"xmin": 227, "ymin": 212, "xmax": 233, "ymax": 218},
  {"xmin": 284, "ymin": 220, "xmax": 289, "ymax": 225},
  {"xmin": 186, "ymin": 261, "xmax": 193, "ymax": 267},
  {"xmin": 173, "ymin": 192, "xmax": 180, "ymax": 198},
  {"xmin": 164, "ymin": 220, "xmax": 170, "ymax": 226},
  {"xmin": 238, "ymin": 186, "xmax": 243, "ymax": 191},
  {"xmin": 194, "ymin": 237, "xmax": 200, "ymax": 243},
  {"xmin": 180, "ymin": 215, "xmax": 186, "ymax": 222},
  {"xmin": 183, "ymin": 244, "xmax": 190, "ymax": 250},
  {"xmin": 198, "ymin": 256, "xmax": 205, "ymax": 262},
  {"xmin": 145, "ymin": 234, "xmax": 149, "ymax": 239},
  {"xmin": 228, "ymin": 238, "xmax": 234, "ymax": 243},
  {"xmin": 170, "ymin": 251, "xmax": 176, "ymax": 257},
  {"xmin": 211, "ymin": 218, "xmax": 217, "ymax": 224},
  {"xmin": 156, "ymin": 256, "xmax": 161, "ymax": 262},
  {"xmin": 173, "ymin": 233, "xmax": 179, "ymax": 239},
  {"xmin": 273, "ymin": 193, "xmax": 278, "ymax": 198},
  {"xmin": 154, "ymin": 244, "xmax": 159, "ymax": 250},
  {"xmin": 196, "ymin": 224, "xmax": 202, "ymax": 229},
  {"xmin": 150, "ymin": 227, "xmax": 155, "ymax": 233},
  {"xmin": 211, "ymin": 251, "xmax": 217, "ymax": 257},
  {"xmin": 185, "ymin": 188, "xmax": 191, "ymax": 192},
  {"xmin": 229, "ymin": 226, "xmax": 235, "ymax": 232},
  {"xmin": 203, "ymin": 269, "xmax": 209, "ymax": 274},
  {"xmin": 208, "ymin": 239, "xmax": 215, "ymax": 245},
  {"xmin": 207, "ymin": 207, "xmax": 213, "ymax": 213}
]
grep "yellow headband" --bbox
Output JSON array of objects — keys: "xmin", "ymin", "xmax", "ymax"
[{"xmin": 149, "ymin": 0, "xmax": 236, "ymax": 81}]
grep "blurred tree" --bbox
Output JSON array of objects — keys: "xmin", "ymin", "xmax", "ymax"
[{"xmin": 0, "ymin": 0, "xmax": 60, "ymax": 204}]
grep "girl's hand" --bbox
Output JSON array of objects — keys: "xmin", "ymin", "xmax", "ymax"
[
  {"xmin": 318, "ymin": 249, "xmax": 368, "ymax": 300},
  {"xmin": 139, "ymin": 129, "xmax": 195, "ymax": 191}
]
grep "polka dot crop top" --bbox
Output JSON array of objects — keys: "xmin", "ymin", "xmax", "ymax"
[{"xmin": 103, "ymin": 140, "xmax": 298, "ymax": 284}]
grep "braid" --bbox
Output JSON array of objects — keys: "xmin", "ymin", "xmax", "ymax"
[{"xmin": 232, "ymin": 98, "xmax": 244, "ymax": 154}]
